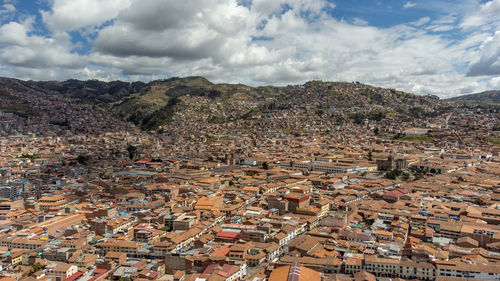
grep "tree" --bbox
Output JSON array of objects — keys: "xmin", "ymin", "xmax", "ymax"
[
  {"xmin": 262, "ymin": 162, "xmax": 269, "ymax": 170},
  {"xmin": 32, "ymin": 262, "xmax": 42, "ymax": 272},
  {"xmin": 26, "ymin": 262, "xmax": 42, "ymax": 276},
  {"xmin": 126, "ymin": 145, "xmax": 137, "ymax": 161},
  {"xmin": 349, "ymin": 113, "xmax": 364, "ymax": 124},
  {"xmin": 385, "ymin": 169, "xmax": 402, "ymax": 180},
  {"xmin": 77, "ymin": 155, "xmax": 88, "ymax": 165},
  {"xmin": 19, "ymin": 153, "xmax": 40, "ymax": 161},
  {"xmin": 393, "ymin": 132, "xmax": 404, "ymax": 139},
  {"xmin": 401, "ymin": 172, "xmax": 411, "ymax": 181}
]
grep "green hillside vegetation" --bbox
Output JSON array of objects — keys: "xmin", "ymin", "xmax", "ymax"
[
  {"xmin": 5, "ymin": 77, "xmax": 449, "ymax": 131},
  {"xmin": 393, "ymin": 134, "xmax": 434, "ymax": 143},
  {"xmin": 487, "ymin": 137, "xmax": 500, "ymax": 146},
  {"xmin": 1, "ymin": 103, "xmax": 40, "ymax": 117}
]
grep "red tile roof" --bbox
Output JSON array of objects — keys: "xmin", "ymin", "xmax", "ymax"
[
  {"xmin": 217, "ymin": 231, "xmax": 240, "ymax": 238},
  {"xmin": 63, "ymin": 272, "xmax": 83, "ymax": 281}
]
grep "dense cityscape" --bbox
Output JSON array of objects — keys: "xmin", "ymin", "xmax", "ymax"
[
  {"xmin": 1, "ymin": 0, "xmax": 500, "ymax": 280},
  {"xmin": 0, "ymin": 76, "xmax": 498, "ymax": 281}
]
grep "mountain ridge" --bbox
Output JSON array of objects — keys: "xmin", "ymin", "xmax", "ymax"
[
  {"xmin": 447, "ymin": 90, "xmax": 500, "ymax": 106},
  {"xmin": 1, "ymin": 76, "xmax": 450, "ymax": 131}
]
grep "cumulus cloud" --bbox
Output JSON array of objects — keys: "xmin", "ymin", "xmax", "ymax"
[
  {"xmin": 0, "ymin": 18, "xmax": 86, "ymax": 70},
  {"xmin": 85, "ymin": 0, "xmax": 496, "ymax": 96},
  {"xmin": 94, "ymin": 0, "xmax": 256, "ymax": 60},
  {"xmin": 251, "ymin": 0, "xmax": 334, "ymax": 16},
  {"xmin": 41, "ymin": 0, "xmax": 132, "ymax": 32},
  {"xmin": 403, "ymin": 2, "xmax": 417, "ymax": 9},
  {"xmin": 352, "ymin": 17, "xmax": 368, "ymax": 26},
  {"xmin": 0, "ymin": 0, "xmax": 499, "ymax": 97},
  {"xmin": 410, "ymin": 17, "xmax": 430, "ymax": 26},
  {"xmin": 462, "ymin": 0, "xmax": 500, "ymax": 76},
  {"xmin": 467, "ymin": 31, "xmax": 500, "ymax": 76},
  {"xmin": 461, "ymin": 0, "xmax": 500, "ymax": 29},
  {"xmin": 0, "ymin": 21, "xmax": 30, "ymax": 46},
  {"xmin": 92, "ymin": 0, "xmax": 318, "ymax": 77},
  {"xmin": 0, "ymin": 3, "xmax": 15, "ymax": 21}
]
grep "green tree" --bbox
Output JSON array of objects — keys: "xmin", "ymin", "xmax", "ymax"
[
  {"xmin": 77, "ymin": 155, "xmax": 88, "ymax": 165},
  {"xmin": 126, "ymin": 145, "xmax": 137, "ymax": 161},
  {"xmin": 26, "ymin": 262, "xmax": 42, "ymax": 276},
  {"xmin": 393, "ymin": 132, "xmax": 403, "ymax": 139},
  {"xmin": 19, "ymin": 153, "xmax": 40, "ymax": 161},
  {"xmin": 385, "ymin": 169, "xmax": 402, "ymax": 180},
  {"xmin": 262, "ymin": 162, "xmax": 269, "ymax": 170},
  {"xmin": 32, "ymin": 262, "xmax": 42, "ymax": 272}
]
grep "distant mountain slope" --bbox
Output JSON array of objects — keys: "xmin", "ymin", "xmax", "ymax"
[
  {"xmin": 0, "ymin": 78, "xmax": 137, "ymax": 136},
  {"xmin": 2, "ymin": 76, "xmax": 448, "ymax": 131},
  {"xmin": 447, "ymin": 90, "xmax": 500, "ymax": 105},
  {"xmin": 21, "ymin": 76, "xmax": 285, "ymax": 130}
]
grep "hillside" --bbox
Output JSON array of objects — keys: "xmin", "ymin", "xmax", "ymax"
[
  {"xmin": 2, "ymin": 77, "xmax": 449, "ymax": 132},
  {"xmin": 447, "ymin": 90, "xmax": 500, "ymax": 106},
  {"xmin": 0, "ymin": 78, "xmax": 138, "ymax": 136}
]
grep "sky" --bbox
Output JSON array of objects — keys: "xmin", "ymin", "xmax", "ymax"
[{"xmin": 0, "ymin": 0, "xmax": 500, "ymax": 98}]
